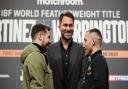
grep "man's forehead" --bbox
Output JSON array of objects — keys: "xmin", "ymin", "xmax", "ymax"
[{"xmin": 62, "ymin": 16, "xmax": 73, "ymax": 22}]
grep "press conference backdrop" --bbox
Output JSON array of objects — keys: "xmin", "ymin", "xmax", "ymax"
[{"xmin": 0, "ymin": 0, "xmax": 128, "ymax": 89}]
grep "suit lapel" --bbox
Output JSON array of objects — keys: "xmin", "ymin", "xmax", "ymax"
[
  {"xmin": 68, "ymin": 42, "xmax": 77, "ymax": 79},
  {"xmin": 56, "ymin": 42, "xmax": 63, "ymax": 79}
]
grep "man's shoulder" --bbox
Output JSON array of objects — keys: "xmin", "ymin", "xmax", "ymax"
[
  {"xmin": 47, "ymin": 42, "xmax": 60, "ymax": 51},
  {"xmin": 94, "ymin": 54, "xmax": 107, "ymax": 66},
  {"xmin": 49, "ymin": 42, "xmax": 59, "ymax": 47},
  {"xmin": 24, "ymin": 51, "xmax": 44, "ymax": 64},
  {"xmin": 72, "ymin": 41, "xmax": 83, "ymax": 48}
]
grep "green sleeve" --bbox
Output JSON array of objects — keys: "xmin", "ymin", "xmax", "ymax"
[{"xmin": 27, "ymin": 52, "xmax": 46, "ymax": 89}]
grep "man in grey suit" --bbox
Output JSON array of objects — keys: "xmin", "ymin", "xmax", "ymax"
[{"xmin": 47, "ymin": 12, "xmax": 85, "ymax": 89}]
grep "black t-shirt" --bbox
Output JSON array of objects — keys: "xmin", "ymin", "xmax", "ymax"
[{"xmin": 85, "ymin": 50, "xmax": 109, "ymax": 89}]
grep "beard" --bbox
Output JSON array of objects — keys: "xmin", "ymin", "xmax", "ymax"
[
  {"xmin": 61, "ymin": 31, "xmax": 73, "ymax": 40},
  {"xmin": 85, "ymin": 49, "xmax": 92, "ymax": 57}
]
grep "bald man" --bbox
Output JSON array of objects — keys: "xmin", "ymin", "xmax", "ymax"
[{"xmin": 82, "ymin": 28, "xmax": 109, "ymax": 89}]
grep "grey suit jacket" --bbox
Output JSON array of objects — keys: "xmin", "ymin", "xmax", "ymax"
[{"xmin": 47, "ymin": 41, "xmax": 85, "ymax": 89}]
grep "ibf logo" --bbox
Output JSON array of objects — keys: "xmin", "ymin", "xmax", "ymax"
[{"xmin": 16, "ymin": 66, "xmax": 23, "ymax": 89}]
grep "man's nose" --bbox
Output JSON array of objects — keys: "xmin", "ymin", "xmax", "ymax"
[
  {"xmin": 83, "ymin": 43, "xmax": 85, "ymax": 48},
  {"xmin": 67, "ymin": 26, "xmax": 70, "ymax": 31}
]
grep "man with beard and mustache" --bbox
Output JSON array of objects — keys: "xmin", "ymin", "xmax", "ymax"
[
  {"xmin": 82, "ymin": 28, "xmax": 109, "ymax": 89},
  {"xmin": 21, "ymin": 24, "xmax": 54, "ymax": 89},
  {"xmin": 47, "ymin": 12, "xmax": 85, "ymax": 89}
]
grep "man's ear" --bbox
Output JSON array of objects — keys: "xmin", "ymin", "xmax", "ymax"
[
  {"xmin": 38, "ymin": 32, "xmax": 43, "ymax": 40},
  {"xmin": 92, "ymin": 38, "xmax": 96, "ymax": 46}
]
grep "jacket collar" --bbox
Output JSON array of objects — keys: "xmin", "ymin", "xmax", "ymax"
[
  {"xmin": 32, "ymin": 43, "xmax": 46, "ymax": 52},
  {"xmin": 91, "ymin": 50, "xmax": 102, "ymax": 60}
]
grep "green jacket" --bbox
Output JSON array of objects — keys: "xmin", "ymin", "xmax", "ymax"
[{"xmin": 21, "ymin": 43, "xmax": 54, "ymax": 89}]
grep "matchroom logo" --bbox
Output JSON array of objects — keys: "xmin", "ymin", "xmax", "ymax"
[{"xmin": 37, "ymin": 0, "xmax": 84, "ymax": 5}]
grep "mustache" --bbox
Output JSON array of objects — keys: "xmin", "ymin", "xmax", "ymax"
[
  {"xmin": 64, "ymin": 29, "xmax": 73, "ymax": 33},
  {"xmin": 61, "ymin": 32, "xmax": 73, "ymax": 35}
]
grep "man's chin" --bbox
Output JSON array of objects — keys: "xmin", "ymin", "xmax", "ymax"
[
  {"xmin": 65, "ymin": 36, "xmax": 72, "ymax": 40},
  {"xmin": 65, "ymin": 35, "xmax": 72, "ymax": 38}
]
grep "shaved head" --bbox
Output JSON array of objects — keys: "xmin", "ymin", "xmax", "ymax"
[
  {"xmin": 87, "ymin": 28, "xmax": 102, "ymax": 46},
  {"xmin": 83, "ymin": 28, "xmax": 102, "ymax": 56}
]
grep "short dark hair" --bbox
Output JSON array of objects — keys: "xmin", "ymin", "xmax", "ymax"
[
  {"xmin": 88, "ymin": 28, "xmax": 102, "ymax": 46},
  {"xmin": 59, "ymin": 12, "xmax": 74, "ymax": 24},
  {"xmin": 31, "ymin": 24, "xmax": 50, "ymax": 40}
]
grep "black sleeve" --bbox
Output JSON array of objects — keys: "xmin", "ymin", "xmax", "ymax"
[
  {"xmin": 77, "ymin": 55, "xmax": 88, "ymax": 89},
  {"xmin": 92, "ymin": 56, "xmax": 109, "ymax": 89}
]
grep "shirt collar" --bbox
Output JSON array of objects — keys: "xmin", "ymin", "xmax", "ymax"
[
  {"xmin": 32, "ymin": 43, "xmax": 46, "ymax": 52},
  {"xmin": 91, "ymin": 50, "xmax": 102, "ymax": 60},
  {"xmin": 59, "ymin": 38, "xmax": 73, "ymax": 50}
]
